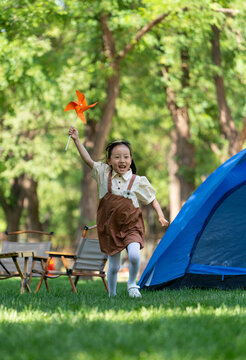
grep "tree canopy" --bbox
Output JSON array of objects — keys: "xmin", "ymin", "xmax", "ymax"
[{"xmin": 0, "ymin": 0, "xmax": 246, "ymax": 243}]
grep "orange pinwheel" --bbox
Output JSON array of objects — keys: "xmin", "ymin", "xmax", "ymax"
[{"xmin": 64, "ymin": 90, "xmax": 97, "ymax": 123}]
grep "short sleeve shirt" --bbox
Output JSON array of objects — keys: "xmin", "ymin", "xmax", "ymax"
[{"xmin": 92, "ymin": 161, "xmax": 156, "ymax": 208}]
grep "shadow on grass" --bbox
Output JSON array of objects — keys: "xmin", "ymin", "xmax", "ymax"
[
  {"xmin": 0, "ymin": 278, "xmax": 246, "ymax": 359},
  {"xmin": 0, "ymin": 301, "xmax": 245, "ymax": 360}
]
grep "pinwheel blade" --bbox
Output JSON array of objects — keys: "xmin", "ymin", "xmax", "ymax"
[
  {"xmin": 77, "ymin": 111, "xmax": 86, "ymax": 123},
  {"xmin": 87, "ymin": 101, "xmax": 98, "ymax": 108},
  {"xmin": 64, "ymin": 101, "xmax": 77, "ymax": 111},
  {"xmin": 64, "ymin": 91, "xmax": 97, "ymax": 151},
  {"xmin": 76, "ymin": 91, "xmax": 87, "ymax": 106}
]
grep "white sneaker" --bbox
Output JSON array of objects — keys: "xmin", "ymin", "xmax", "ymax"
[{"xmin": 128, "ymin": 285, "xmax": 142, "ymax": 298}]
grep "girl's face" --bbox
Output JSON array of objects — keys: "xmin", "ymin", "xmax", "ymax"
[{"xmin": 107, "ymin": 144, "xmax": 132, "ymax": 175}]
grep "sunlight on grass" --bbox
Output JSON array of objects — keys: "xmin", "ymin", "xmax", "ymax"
[{"xmin": 1, "ymin": 278, "xmax": 246, "ymax": 360}]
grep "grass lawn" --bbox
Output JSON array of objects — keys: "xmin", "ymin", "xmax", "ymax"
[{"xmin": 0, "ymin": 278, "xmax": 246, "ymax": 360}]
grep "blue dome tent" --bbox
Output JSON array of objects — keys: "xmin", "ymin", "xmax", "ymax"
[{"xmin": 139, "ymin": 148, "xmax": 246, "ymax": 290}]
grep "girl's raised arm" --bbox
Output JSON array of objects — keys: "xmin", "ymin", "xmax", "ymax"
[
  {"xmin": 68, "ymin": 127, "xmax": 94, "ymax": 169},
  {"xmin": 151, "ymin": 198, "xmax": 169, "ymax": 227}
]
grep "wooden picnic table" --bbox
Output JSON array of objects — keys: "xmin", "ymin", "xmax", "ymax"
[{"xmin": 0, "ymin": 250, "xmax": 37, "ymax": 293}]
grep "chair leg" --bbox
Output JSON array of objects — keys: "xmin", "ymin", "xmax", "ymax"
[
  {"xmin": 102, "ymin": 276, "xmax": 109, "ymax": 293},
  {"xmin": 44, "ymin": 276, "xmax": 50, "ymax": 291},
  {"xmin": 61, "ymin": 256, "xmax": 77, "ymax": 293},
  {"xmin": 28, "ymin": 258, "xmax": 36, "ymax": 286},
  {"xmin": 24, "ymin": 257, "xmax": 32, "ymax": 292},
  {"xmin": 74, "ymin": 275, "xmax": 80, "ymax": 287},
  {"xmin": 13, "ymin": 257, "xmax": 31, "ymax": 293},
  {"xmin": 42, "ymin": 259, "xmax": 50, "ymax": 291},
  {"xmin": 69, "ymin": 275, "xmax": 77, "ymax": 293},
  {"xmin": 35, "ymin": 257, "xmax": 51, "ymax": 293}
]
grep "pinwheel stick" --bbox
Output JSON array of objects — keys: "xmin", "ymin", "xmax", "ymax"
[{"xmin": 65, "ymin": 115, "xmax": 77, "ymax": 151}]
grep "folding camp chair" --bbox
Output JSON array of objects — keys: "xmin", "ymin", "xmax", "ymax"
[
  {"xmin": 35, "ymin": 225, "xmax": 108, "ymax": 294},
  {"xmin": 0, "ymin": 230, "xmax": 54, "ymax": 292}
]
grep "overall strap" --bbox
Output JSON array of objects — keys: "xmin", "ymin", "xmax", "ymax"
[
  {"xmin": 108, "ymin": 172, "xmax": 136, "ymax": 193},
  {"xmin": 127, "ymin": 174, "xmax": 136, "ymax": 191},
  {"xmin": 108, "ymin": 171, "xmax": 112, "ymax": 193}
]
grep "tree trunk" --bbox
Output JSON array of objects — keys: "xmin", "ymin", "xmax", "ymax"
[
  {"xmin": 23, "ymin": 177, "xmax": 43, "ymax": 231},
  {"xmin": 162, "ymin": 50, "xmax": 196, "ymax": 221},
  {"xmin": 168, "ymin": 129, "xmax": 182, "ymax": 221},
  {"xmin": 78, "ymin": 120, "xmax": 99, "ymax": 229},
  {"xmin": 0, "ymin": 174, "xmax": 43, "ymax": 240},
  {"xmin": 77, "ymin": 15, "xmax": 120, "ymax": 241},
  {"xmin": 5, "ymin": 206, "xmax": 23, "ymax": 235},
  {"xmin": 166, "ymin": 105, "xmax": 196, "ymax": 221},
  {"xmin": 76, "ymin": 68, "xmax": 120, "ymax": 242},
  {"xmin": 0, "ymin": 125, "xmax": 44, "ymax": 238},
  {"xmin": 211, "ymin": 25, "xmax": 238, "ymax": 156},
  {"xmin": 77, "ymin": 12, "xmax": 171, "ymax": 240},
  {"xmin": 211, "ymin": 25, "xmax": 246, "ymax": 156},
  {"xmin": 0, "ymin": 176, "xmax": 26, "ymax": 240}
]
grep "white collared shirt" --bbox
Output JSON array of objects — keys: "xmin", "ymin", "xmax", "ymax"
[{"xmin": 92, "ymin": 162, "xmax": 156, "ymax": 208}]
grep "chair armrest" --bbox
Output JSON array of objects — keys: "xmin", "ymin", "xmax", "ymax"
[
  {"xmin": 45, "ymin": 251, "xmax": 75, "ymax": 259},
  {"xmin": 0, "ymin": 251, "xmax": 37, "ymax": 258},
  {"xmin": 33, "ymin": 255, "xmax": 49, "ymax": 260}
]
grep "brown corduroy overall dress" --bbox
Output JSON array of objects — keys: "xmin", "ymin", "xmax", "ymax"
[{"xmin": 97, "ymin": 171, "xmax": 145, "ymax": 256}]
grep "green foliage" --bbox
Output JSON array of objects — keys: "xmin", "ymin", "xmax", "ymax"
[{"xmin": 1, "ymin": 0, "xmax": 246, "ymax": 243}]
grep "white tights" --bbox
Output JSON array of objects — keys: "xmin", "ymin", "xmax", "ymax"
[{"xmin": 107, "ymin": 242, "xmax": 140, "ymax": 296}]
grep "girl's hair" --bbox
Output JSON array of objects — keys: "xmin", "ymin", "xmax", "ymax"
[{"xmin": 105, "ymin": 140, "xmax": 137, "ymax": 174}]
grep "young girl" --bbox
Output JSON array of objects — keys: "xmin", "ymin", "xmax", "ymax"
[{"xmin": 68, "ymin": 126, "xmax": 169, "ymax": 298}]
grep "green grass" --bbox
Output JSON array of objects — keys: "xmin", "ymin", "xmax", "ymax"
[{"xmin": 0, "ymin": 278, "xmax": 246, "ymax": 360}]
